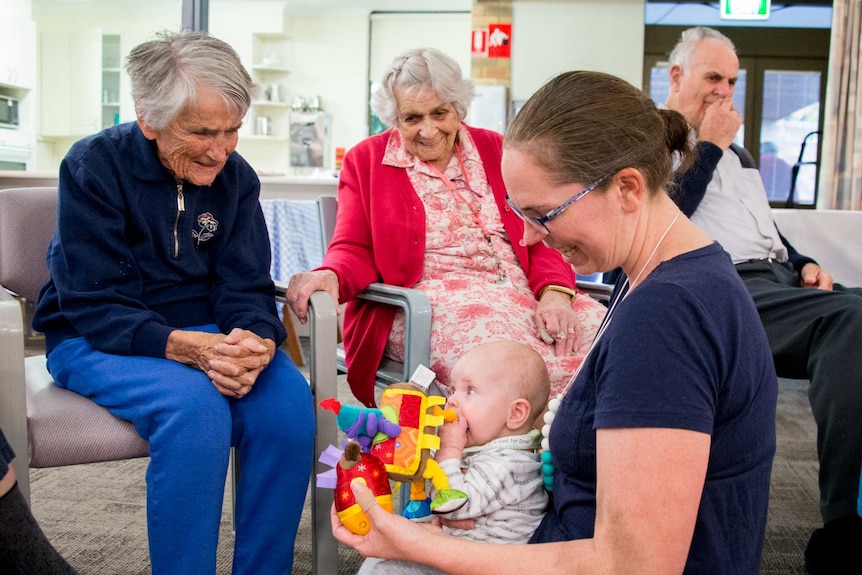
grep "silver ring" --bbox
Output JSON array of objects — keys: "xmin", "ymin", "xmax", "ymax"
[{"xmin": 555, "ymin": 331, "xmax": 566, "ymax": 340}]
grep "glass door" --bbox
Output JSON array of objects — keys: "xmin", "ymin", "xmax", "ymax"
[{"xmin": 755, "ymin": 58, "xmax": 826, "ymax": 207}]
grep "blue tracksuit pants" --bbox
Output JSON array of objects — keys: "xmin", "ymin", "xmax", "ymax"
[{"xmin": 46, "ymin": 326, "xmax": 315, "ymax": 575}]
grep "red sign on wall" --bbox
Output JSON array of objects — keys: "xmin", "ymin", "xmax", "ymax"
[
  {"xmin": 471, "ymin": 29, "xmax": 488, "ymax": 56},
  {"xmin": 487, "ymin": 23, "xmax": 512, "ymax": 59}
]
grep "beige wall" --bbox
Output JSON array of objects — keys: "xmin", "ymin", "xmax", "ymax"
[
  {"xmin": 512, "ymin": 0, "xmax": 645, "ymax": 101},
  {"xmin": 25, "ymin": 0, "xmax": 647, "ymax": 173}
]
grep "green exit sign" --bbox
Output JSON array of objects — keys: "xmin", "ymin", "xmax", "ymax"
[{"xmin": 720, "ymin": 0, "xmax": 771, "ymax": 20}]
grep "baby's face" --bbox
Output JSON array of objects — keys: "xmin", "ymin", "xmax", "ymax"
[{"xmin": 445, "ymin": 351, "xmax": 517, "ymax": 448}]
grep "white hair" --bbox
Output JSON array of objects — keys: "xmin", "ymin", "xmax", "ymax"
[
  {"xmin": 370, "ymin": 47, "xmax": 475, "ymax": 127},
  {"xmin": 126, "ymin": 30, "xmax": 255, "ymax": 130},
  {"xmin": 668, "ymin": 26, "xmax": 737, "ymax": 69}
]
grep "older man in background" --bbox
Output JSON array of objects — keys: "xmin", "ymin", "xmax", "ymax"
[{"xmin": 665, "ymin": 25, "xmax": 862, "ymax": 575}]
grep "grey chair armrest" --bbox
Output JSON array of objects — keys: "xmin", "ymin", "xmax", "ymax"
[
  {"xmin": 273, "ymin": 283, "xmax": 338, "ymax": 575},
  {"xmin": 576, "ymin": 279, "xmax": 613, "ymax": 304},
  {"xmin": 0, "ymin": 292, "xmax": 29, "ymax": 490},
  {"xmin": 356, "ymin": 282, "xmax": 431, "ymax": 386}
]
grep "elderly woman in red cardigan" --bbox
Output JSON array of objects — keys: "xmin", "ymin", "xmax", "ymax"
[{"xmin": 286, "ymin": 47, "xmax": 605, "ymax": 407}]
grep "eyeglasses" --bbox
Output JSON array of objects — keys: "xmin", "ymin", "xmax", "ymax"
[{"xmin": 505, "ymin": 174, "xmax": 610, "ymax": 234}]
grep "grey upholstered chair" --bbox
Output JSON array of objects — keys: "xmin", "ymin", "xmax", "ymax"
[
  {"xmin": 0, "ymin": 186, "xmax": 151, "ymax": 502},
  {"xmin": 0, "ymin": 186, "xmax": 339, "ymax": 575}
]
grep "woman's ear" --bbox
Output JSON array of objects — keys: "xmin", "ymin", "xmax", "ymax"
[
  {"xmin": 507, "ymin": 398, "xmax": 532, "ymax": 431},
  {"xmin": 614, "ymin": 167, "xmax": 647, "ymax": 214},
  {"xmin": 137, "ymin": 115, "xmax": 158, "ymax": 141}
]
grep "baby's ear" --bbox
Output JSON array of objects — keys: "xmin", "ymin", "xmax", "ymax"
[{"xmin": 507, "ymin": 398, "xmax": 532, "ymax": 430}]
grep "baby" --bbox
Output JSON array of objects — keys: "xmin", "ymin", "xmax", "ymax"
[
  {"xmin": 433, "ymin": 339, "xmax": 550, "ymax": 544},
  {"xmin": 356, "ymin": 340, "xmax": 551, "ymax": 575}
]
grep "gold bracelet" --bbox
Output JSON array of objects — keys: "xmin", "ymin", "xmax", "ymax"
[{"xmin": 537, "ymin": 284, "xmax": 577, "ymax": 301}]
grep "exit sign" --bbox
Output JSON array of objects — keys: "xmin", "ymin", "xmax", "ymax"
[{"xmin": 720, "ymin": 0, "xmax": 771, "ymax": 20}]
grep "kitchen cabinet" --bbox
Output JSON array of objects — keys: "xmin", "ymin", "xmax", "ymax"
[
  {"xmin": 0, "ymin": 0, "xmax": 36, "ymax": 91},
  {"xmin": 40, "ymin": 28, "xmax": 102, "ymax": 137}
]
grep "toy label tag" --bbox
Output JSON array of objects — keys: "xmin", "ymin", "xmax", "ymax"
[{"xmin": 409, "ymin": 365, "xmax": 436, "ymax": 393}]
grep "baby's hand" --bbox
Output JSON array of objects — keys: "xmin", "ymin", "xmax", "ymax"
[{"xmin": 436, "ymin": 417, "xmax": 468, "ymax": 461}]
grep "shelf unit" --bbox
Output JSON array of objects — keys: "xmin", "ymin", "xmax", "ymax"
[
  {"xmin": 249, "ymin": 33, "xmax": 291, "ymax": 139},
  {"xmin": 101, "ymin": 34, "xmax": 121, "ymax": 130}
]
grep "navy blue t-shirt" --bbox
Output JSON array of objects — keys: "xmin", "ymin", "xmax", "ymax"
[{"xmin": 532, "ymin": 243, "xmax": 777, "ymax": 575}]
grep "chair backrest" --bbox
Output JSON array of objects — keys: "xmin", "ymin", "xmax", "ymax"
[
  {"xmin": 0, "ymin": 187, "xmax": 57, "ymax": 302},
  {"xmin": 317, "ymin": 194, "xmax": 337, "ymax": 251}
]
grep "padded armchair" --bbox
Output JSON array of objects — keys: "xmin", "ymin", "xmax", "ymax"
[
  {"xmin": 0, "ymin": 187, "xmax": 339, "ymax": 575},
  {"xmin": 0, "ymin": 187, "xmax": 150, "ymax": 502}
]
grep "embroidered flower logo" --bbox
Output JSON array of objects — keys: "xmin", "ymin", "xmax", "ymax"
[{"xmin": 192, "ymin": 212, "xmax": 218, "ymax": 245}]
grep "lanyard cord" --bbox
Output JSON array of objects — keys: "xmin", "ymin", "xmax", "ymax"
[{"xmin": 423, "ymin": 144, "xmax": 497, "ymax": 240}]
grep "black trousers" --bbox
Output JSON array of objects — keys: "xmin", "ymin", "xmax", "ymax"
[{"xmin": 736, "ymin": 260, "xmax": 862, "ymax": 523}]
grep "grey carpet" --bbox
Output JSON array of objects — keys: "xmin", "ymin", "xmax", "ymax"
[
  {"xmin": 27, "ymin": 375, "xmax": 820, "ymax": 575},
  {"xmin": 29, "ymin": 460, "xmax": 363, "ymax": 575}
]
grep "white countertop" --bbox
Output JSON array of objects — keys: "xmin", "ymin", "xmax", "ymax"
[
  {"xmin": 258, "ymin": 174, "xmax": 338, "ymax": 185},
  {"xmin": 0, "ymin": 171, "xmax": 338, "ymax": 200}
]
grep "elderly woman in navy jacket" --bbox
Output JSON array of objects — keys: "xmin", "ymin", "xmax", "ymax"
[{"xmin": 32, "ymin": 31, "xmax": 314, "ymax": 575}]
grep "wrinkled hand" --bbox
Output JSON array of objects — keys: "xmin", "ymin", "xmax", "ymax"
[
  {"xmin": 331, "ymin": 482, "xmax": 443, "ymax": 561},
  {"xmin": 697, "ymin": 98, "xmax": 743, "ymax": 150},
  {"xmin": 436, "ymin": 417, "xmax": 467, "ymax": 462},
  {"xmin": 800, "ymin": 263, "xmax": 834, "ymax": 291},
  {"xmin": 536, "ymin": 291, "xmax": 580, "ymax": 357},
  {"xmin": 166, "ymin": 327, "xmax": 275, "ymax": 398},
  {"xmin": 285, "ymin": 269, "xmax": 341, "ymax": 324}
]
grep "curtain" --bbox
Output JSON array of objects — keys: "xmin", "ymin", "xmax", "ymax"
[{"xmin": 819, "ymin": 0, "xmax": 862, "ymax": 210}]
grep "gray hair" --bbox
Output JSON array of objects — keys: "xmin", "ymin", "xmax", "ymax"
[
  {"xmin": 668, "ymin": 26, "xmax": 737, "ymax": 69},
  {"xmin": 370, "ymin": 47, "xmax": 475, "ymax": 127},
  {"xmin": 125, "ymin": 30, "xmax": 255, "ymax": 130}
]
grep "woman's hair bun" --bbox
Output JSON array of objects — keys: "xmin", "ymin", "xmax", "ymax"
[{"xmin": 660, "ymin": 108, "xmax": 690, "ymax": 154}]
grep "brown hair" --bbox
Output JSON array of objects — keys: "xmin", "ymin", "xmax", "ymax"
[{"xmin": 505, "ymin": 70, "xmax": 694, "ymax": 197}]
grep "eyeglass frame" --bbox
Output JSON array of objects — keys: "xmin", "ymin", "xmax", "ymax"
[{"xmin": 505, "ymin": 174, "xmax": 610, "ymax": 234}]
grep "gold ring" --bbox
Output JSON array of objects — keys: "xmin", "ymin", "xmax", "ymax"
[{"xmin": 567, "ymin": 328, "xmax": 575, "ymax": 334}]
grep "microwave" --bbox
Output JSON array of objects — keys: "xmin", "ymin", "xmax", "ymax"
[{"xmin": 0, "ymin": 95, "xmax": 19, "ymax": 129}]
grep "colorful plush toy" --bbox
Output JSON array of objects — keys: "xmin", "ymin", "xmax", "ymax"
[
  {"xmin": 318, "ymin": 397, "xmax": 401, "ymax": 452},
  {"xmin": 320, "ymin": 381, "xmax": 468, "ymax": 520},
  {"xmin": 333, "ymin": 440, "xmax": 393, "ymax": 535}
]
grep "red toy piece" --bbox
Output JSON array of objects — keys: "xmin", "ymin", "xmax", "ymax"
[{"xmin": 334, "ymin": 441, "xmax": 393, "ymax": 535}]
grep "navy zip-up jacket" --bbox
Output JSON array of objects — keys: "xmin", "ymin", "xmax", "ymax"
[{"xmin": 33, "ymin": 122, "xmax": 286, "ymax": 358}]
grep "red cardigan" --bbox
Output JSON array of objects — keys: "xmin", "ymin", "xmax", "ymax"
[{"xmin": 319, "ymin": 125, "xmax": 576, "ymax": 406}]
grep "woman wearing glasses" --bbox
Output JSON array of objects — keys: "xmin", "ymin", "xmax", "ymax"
[
  {"xmin": 286, "ymin": 48, "xmax": 605, "ymax": 407},
  {"xmin": 334, "ymin": 71, "xmax": 778, "ymax": 575}
]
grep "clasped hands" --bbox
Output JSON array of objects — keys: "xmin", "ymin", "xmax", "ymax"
[{"xmin": 166, "ymin": 327, "xmax": 276, "ymax": 398}]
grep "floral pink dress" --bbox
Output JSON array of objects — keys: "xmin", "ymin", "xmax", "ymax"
[{"xmin": 382, "ymin": 127, "xmax": 606, "ymax": 396}]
